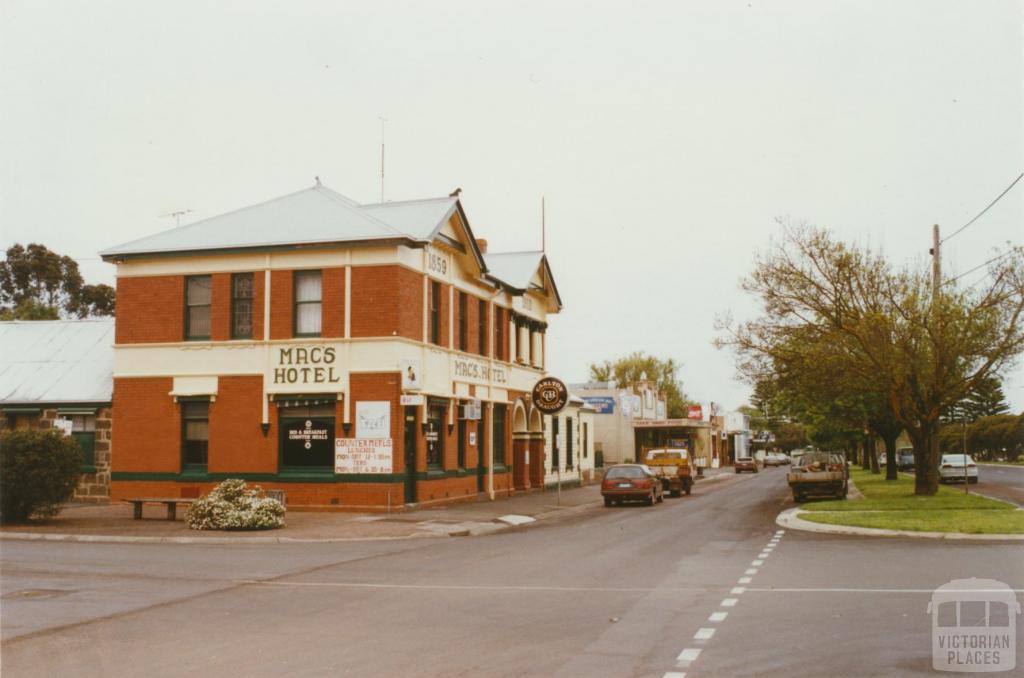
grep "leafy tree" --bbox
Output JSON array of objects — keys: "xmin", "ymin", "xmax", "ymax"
[
  {"xmin": 0, "ymin": 299, "xmax": 60, "ymax": 320},
  {"xmin": 943, "ymin": 375, "xmax": 1010, "ymax": 423},
  {"xmin": 0, "ymin": 243, "xmax": 115, "ymax": 318},
  {"xmin": 0, "ymin": 429, "xmax": 82, "ymax": 522},
  {"xmin": 719, "ymin": 223, "xmax": 1024, "ymax": 495},
  {"xmin": 589, "ymin": 352, "xmax": 693, "ymax": 418}
]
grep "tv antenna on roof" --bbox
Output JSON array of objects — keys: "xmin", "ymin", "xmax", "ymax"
[
  {"xmin": 379, "ymin": 116, "xmax": 388, "ymax": 202},
  {"xmin": 161, "ymin": 209, "xmax": 193, "ymax": 227}
]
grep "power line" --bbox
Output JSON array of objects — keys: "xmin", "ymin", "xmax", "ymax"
[
  {"xmin": 945, "ymin": 246, "xmax": 1022, "ymax": 286},
  {"xmin": 941, "ymin": 171, "xmax": 1024, "ymax": 244}
]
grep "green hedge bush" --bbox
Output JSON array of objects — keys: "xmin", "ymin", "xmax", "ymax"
[
  {"xmin": 0, "ymin": 429, "xmax": 82, "ymax": 522},
  {"xmin": 185, "ymin": 479, "xmax": 285, "ymax": 530}
]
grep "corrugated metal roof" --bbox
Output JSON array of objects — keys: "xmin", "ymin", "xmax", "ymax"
[
  {"xmin": 484, "ymin": 251, "xmax": 544, "ymax": 290},
  {"xmin": 0, "ymin": 319, "xmax": 114, "ymax": 404},
  {"xmin": 360, "ymin": 196, "xmax": 458, "ymax": 240},
  {"xmin": 100, "ymin": 186, "xmax": 457, "ymax": 258}
]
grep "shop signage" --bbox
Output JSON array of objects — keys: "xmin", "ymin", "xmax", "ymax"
[
  {"xmin": 581, "ymin": 396, "xmax": 615, "ymax": 414},
  {"xmin": 356, "ymin": 401, "xmax": 390, "ymax": 438},
  {"xmin": 460, "ymin": 399, "xmax": 482, "ymax": 420},
  {"xmin": 400, "ymin": 394, "xmax": 424, "ymax": 406},
  {"xmin": 53, "ymin": 418, "xmax": 74, "ymax": 436},
  {"xmin": 282, "ymin": 417, "xmax": 335, "ymax": 468},
  {"xmin": 400, "ymin": 359, "xmax": 421, "ymax": 390},
  {"xmin": 453, "ymin": 356, "xmax": 507, "ymax": 384},
  {"xmin": 532, "ymin": 377, "xmax": 568, "ymax": 415},
  {"xmin": 688, "ymin": 405, "xmax": 704, "ymax": 420},
  {"xmin": 272, "ymin": 346, "xmax": 342, "ymax": 386},
  {"xmin": 334, "ymin": 438, "xmax": 393, "ymax": 474}
]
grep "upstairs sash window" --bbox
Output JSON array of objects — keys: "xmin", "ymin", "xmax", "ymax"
[
  {"xmin": 185, "ymin": 275, "xmax": 212, "ymax": 340},
  {"xmin": 231, "ymin": 273, "xmax": 254, "ymax": 339},
  {"xmin": 294, "ymin": 271, "xmax": 322, "ymax": 337}
]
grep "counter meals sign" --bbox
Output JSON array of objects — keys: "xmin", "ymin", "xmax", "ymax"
[
  {"xmin": 272, "ymin": 346, "xmax": 343, "ymax": 386},
  {"xmin": 335, "ymin": 438, "xmax": 393, "ymax": 474}
]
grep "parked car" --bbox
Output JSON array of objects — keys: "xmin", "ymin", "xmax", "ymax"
[
  {"xmin": 897, "ymin": 447, "xmax": 915, "ymax": 471},
  {"xmin": 939, "ymin": 454, "xmax": 979, "ymax": 484},
  {"xmin": 601, "ymin": 464, "xmax": 665, "ymax": 506},
  {"xmin": 735, "ymin": 456, "xmax": 759, "ymax": 473},
  {"xmin": 787, "ymin": 451, "xmax": 849, "ymax": 501},
  {"xmin": 763, "ymin": 453, "xmax": 788, "ymax": 467}
]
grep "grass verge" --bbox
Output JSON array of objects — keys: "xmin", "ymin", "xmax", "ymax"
[{"xmin": 798, "ymin": 469, "xmax": 1023, "ymax": 534}]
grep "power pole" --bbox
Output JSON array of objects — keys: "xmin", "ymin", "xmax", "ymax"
[{"xmin": 931, "ymin": 224, "xmax": 940, "ymax": 302}]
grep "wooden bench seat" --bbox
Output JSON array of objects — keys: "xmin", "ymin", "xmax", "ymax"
[{"xmin": 125, "ymin": 497, "xmax": 196, "ymax": 521}]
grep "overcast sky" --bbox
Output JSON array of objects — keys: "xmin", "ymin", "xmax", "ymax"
[{"xmin": 2, "ymin": 0, "xmax": 1022, "ymax": 411}]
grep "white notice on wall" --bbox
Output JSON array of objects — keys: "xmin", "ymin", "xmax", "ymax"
[
  {"xmin": 356, "ymin": 401, "xmax": 391, "ymax": 438},
  {"xmin": 53, "ymin": 418, "xmax": 74, "ymax": 437},
  {"xmin": 335, "ymin": 438, "xmax": 393, "ymax": 474}
]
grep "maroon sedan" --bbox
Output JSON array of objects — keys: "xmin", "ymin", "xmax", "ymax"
[{"xmin": 601, "ymin": 464, "xmax": 664, "ymax": 507}]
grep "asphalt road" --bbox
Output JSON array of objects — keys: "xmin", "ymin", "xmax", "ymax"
[
  {"xmin": 973, "ymin": 463, "xmax": 1024, "ymax": 506},
  {"xmin": 2, "ymin": 469, "xmax": 1022, "ymax": 678}
]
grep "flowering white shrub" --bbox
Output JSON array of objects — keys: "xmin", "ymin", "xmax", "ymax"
[{"xmin": 186, "ymin": 479, "xmax": 285, "ymax": 531}]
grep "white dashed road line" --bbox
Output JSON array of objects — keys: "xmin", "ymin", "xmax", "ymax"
[{"xmin": 664, "ymin": 530, "xmax": 785, "ymax": 676}]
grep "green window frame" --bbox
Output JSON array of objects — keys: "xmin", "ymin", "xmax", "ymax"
[
  {"xmin": 492, "ymin": 404, "xmax": 506, "ymax": 466},
  {"xmin": 181, "ymin": 400, "xmax": 210, "ymax": 471},
  {"xmin": 185, "ymin": 275, "xmax": 212, "ymax": 340}
]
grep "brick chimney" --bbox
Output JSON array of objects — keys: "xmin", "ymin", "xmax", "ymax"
[{"xmin": 476, "ymin": 238, "xmax": 488, "ymax": 254}]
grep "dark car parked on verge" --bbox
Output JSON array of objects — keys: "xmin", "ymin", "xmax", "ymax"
[{"xmin": 601, "ymin": 464, "xmax": 665, "ymax": 507}]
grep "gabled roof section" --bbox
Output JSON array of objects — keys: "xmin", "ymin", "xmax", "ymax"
[
  {"xmin": 485, "ymin": 251, "xmax": 563, "ymax": 310},
  {"xmin": 101, "ymin": 185, "xmax": 404, "ymax": 259},
  {"xmin": 361, "ymin": 196, "xmax": 489, "ymax": 275},
  {"xmin": 0, "ymin": 319, "xmax": 114, "ymax": 404},
  {"xmin": 100, "ymin": 184, "xmax": 491, "ymax": 270}
]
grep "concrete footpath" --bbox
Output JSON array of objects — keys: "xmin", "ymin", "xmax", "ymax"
[{"xmin": 0, "ymin": 470, "xmax": 735, "ymax": 544}]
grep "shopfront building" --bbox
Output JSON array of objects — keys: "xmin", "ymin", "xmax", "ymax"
[{"xmin": 101, "ymin": 183, "xmax": 562, "ymax": 508}]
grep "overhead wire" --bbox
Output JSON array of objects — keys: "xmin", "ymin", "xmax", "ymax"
[
  {"xmin": 945, "ymin": 246, "xmax": 1022, "ymax": 286},
  {"xmin": 941, "ymin": 171, "xmax": 1024, "ymax": 244}
]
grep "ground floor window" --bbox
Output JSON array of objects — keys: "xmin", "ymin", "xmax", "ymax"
[
  {"xmin": 492, "ymin": 404, "xmax": 506, "ymax": 466},
  {"xmin": 565, "ymin": 416, "xmax": 574, "ymax": 469},
  {"xmin": 181, "ymin": 401, "xmax": 209, "ymax": 469},
  {"xmin": 279, "ymin": 402, "xmax": 335, "ymax": 469},
  {"xmin": 426, "ymin": 402, "xmax": 446, "ymax": 469},
  {"xmin": 551, "ymin": 416, "xmax": 560, "ymax": 469},
  {"xmin": 61, "ymin": 414, "xmax": 97, "ymax": 469}
]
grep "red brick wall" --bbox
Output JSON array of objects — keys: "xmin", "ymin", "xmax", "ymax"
[
  {"xmin": 351, "ymin": 265, "xmax": 424, "ymax": 341},
  {"xmin": 269, "ymin": 270, "xmax": 293, "ymax": 339},
  {"xmin": 322, "ymin": 267, "xmax": 345, "ymax": 338},
  {"xmin": 115, "ymin": 276, "xmax": 183, "ymax": 343},
  {"xmin": 208, "ymin": 376, "xmax": 276, "ymax": 473},
  {"xmin": 347, "ymin": 373, "xmax": 401, "ymax": 442},
  {"xmin": 112, "ymin": 377, "xmax": 180, "ymax": 472}
]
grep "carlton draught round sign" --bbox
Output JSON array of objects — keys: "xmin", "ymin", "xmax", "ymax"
[{"xmin": 532, "ymin": 377, "xmax": 568, "ymax": 415}]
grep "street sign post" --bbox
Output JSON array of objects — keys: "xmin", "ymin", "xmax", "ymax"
[{"xmin": 533, "ymin": 377, "xmax": 569, "ymax": 504}]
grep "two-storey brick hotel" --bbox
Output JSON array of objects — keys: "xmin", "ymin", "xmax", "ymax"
[{"xmin": 101, "ymin": 183, "xmax": 563, "ymax": 508}]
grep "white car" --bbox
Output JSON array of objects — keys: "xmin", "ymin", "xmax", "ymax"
[{"xmin": 938, "ymin": 454, "xmax": 979, "ymax": 484}]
